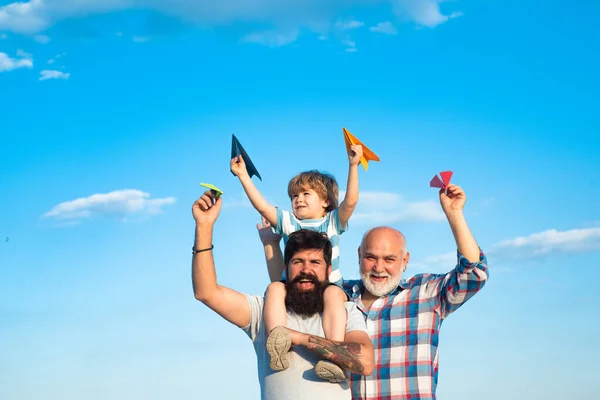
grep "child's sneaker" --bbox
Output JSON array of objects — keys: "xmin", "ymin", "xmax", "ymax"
[
  {"xmin": 314, "ymin": 360, "xmax": 347, "ymax": 383},
  {"xmin": 266, "ymin": 326, "xmax": 291, "ymax": 371}
]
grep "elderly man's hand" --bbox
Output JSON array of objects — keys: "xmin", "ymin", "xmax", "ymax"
[
  {"xmin": 439, "ymin": 183, "xmax": 466, "ymax": 215},
  {"xmin": 192, "ymin": 190, "xmax": 222, "ymax": 227}
]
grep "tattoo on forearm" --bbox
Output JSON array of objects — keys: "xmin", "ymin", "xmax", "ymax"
[{"xmin": 306, "ymin": 336, "xmax": 365, "ymax": 373}]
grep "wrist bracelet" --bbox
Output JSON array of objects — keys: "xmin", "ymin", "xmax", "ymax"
[{"xmin": 192, "ymin": 244, "xmax": 214, "ymax": 254}]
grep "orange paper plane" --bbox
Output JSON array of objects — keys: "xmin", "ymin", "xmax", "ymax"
[{"xmin": 342, "ymin": 128, "xmax": 380, "ymax": 171}]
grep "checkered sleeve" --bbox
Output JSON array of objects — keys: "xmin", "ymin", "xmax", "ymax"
[{"xmin": 424, "ymin": 249, "xmax": 489, "ymax": 319}]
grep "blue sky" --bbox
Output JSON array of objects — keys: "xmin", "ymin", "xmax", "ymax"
[{"xmin": 1, "ymin": 0, "xmax": 599, "ymax": 398}]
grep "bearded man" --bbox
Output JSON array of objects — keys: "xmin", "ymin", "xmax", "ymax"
[{"xmin": 191, "ymin": 190, "xmax": 374, "ymax": 400}]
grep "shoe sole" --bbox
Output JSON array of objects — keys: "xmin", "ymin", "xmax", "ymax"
[
  {"xmin": 266, "ymin": 326, "xmax": 291, "ymax": 371},
  {"xmin": 314, "ymin": 360, "xmax": 347, "ymax": 383}
]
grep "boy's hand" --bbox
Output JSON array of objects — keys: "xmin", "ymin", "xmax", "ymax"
[
  {"xmin": 192, "ymin": 190, "xmax": 222, "ymax": 227},
  {"xmin": 256, "ymin": 216, "xmax": 282, "ymax": 245},
  {"xmin": 230, "ymin": 155, "xmax": 249, "ymax": 178},
  {"xmin": 439, "ymin": 184, "xmax": 466, "ymax": 215},
  {"xmin": 348, "ymin": 144, "xmax": 363, "ymax": 166}
]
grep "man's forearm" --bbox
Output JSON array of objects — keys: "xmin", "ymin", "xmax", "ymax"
[
  {"xmin": 192, "ymin": 224, "xmax": 217, "ymax": 301},
  {"xmin": 446, "ymin": 210, "xmax": 480, "ymax": 263},
  {"xmin": 289, "ymin": 330, "xmax": 373, "ymax": 375}
]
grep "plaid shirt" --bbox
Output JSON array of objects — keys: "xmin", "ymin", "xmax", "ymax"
[{"xmin": 343, "ymin": 249, "xmax": 489, "ymax": 400}]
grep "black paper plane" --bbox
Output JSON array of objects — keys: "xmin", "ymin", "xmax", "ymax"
[{"xmin": 231, "ymin": 134, "xmax": 262, "ymax": 180}]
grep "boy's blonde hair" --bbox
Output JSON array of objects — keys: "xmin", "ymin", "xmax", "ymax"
[{"xmin": 287, "ymin": 170, "xmax": 338, "ymax": 213}]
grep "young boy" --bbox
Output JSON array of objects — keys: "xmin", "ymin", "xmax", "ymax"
[{"xmin": 230, "ymin": 143, "xmax": 364, "ymax": 382}]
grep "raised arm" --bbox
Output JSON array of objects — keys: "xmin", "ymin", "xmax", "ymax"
[
  {"xmin": 231, "ymin": 155, "xmax": 277, "ymax": 225},
  {"xmin": 440, "ymin": 183, "xmax": 480, "ymax": 263},
  {"xmin": 424, "ymin": 184, "xmax": 489, "ymax": 318},
  {"xmin": 337, "ymin": 144, "xmax": 362, "ymax": 227},
  {"xmin": 256, "ymin": 216, "xmax": 286, "ymax": 282},
  {"xmin": 192, "ymin": 190, "xmax": 251, "ymax": 328}
]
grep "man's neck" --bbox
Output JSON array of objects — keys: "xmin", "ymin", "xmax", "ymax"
[{"xmin": 360, "ymin": 291, "xmax": 380, "ymax": 311}]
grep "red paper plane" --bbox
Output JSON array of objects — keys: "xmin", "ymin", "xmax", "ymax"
[{"xmin": 430, "ymin": 171, "xmax": 453, "ymax": 190}]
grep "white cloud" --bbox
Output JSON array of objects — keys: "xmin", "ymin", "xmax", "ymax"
[
  {"xmin": 16, "ymin": 48, "xmax": 31, "ymax": 57},
  {"xmin": 39, "ymin": 69, "xmax": 69, "ymax": 80},
  {"xmin": 47, "ymin": 51, "xmax": 65, "ymax": 64},
  {"xmin": 449, "ymin": 11, "xmax": 463, "ymax": 20},
  {"xmin": 334, "ymin": 18, "xmax": 364, "ymax": 30},
  {"xmin": 392, "ymin": 0, "xmax": 461, "ymax": 28},
  {"xmin": 370, "ymin": 21, "xmax": 398, "ymax": 35},
  {"xmin": 350, "ymin": 191, "xmax": 445, "ymax": 224},
  {"xmin": 33, "ymin": 33, "xmax": 49, "ymax": 43},
  {"xmin": 0, "ymin": 50, "xmax": 32, "ymax": 72},
  {"xmin": 411, "ymin": 227, "xmax": 600, "ymax": 274},
  {"xmin": 242, "ymin": 29, "xmax": 299, "ymax": 47},
  {"xmin": 492, "ymin": 228, "xmax": 600, "ymax": 257},
  {"xmin": 43, "ymin": 189, "xmax": 176, "ymax": 223},
  {"xmin": 0, "ymin": 1, "xmax": 461, "ymax": 43},
  {"xmin": 343, "ymin": 38, "xmax": 357, "ymax": 52}
]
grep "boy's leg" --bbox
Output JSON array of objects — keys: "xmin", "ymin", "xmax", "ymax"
[
  {"xmin": 316, "ymin": 284, "xmax": 348, "ymax": 382},
  {"xmin": 322, "ymin": 284, "xmax": 347, "ymax": 341},
  {"xmin": 264, "ymin": 282, "xmax": 290, "ymax": 371}
]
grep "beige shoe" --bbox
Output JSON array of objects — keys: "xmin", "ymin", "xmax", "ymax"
[
  {"xmin": 314, "ymin": 360, "xmax": 347, "ymax": 383},
  {"xmin": 266, "ymin": 326, "xmax": 291, "ymax": 371}
]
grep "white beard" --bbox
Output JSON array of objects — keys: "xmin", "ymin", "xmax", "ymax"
[{"xmin": 361, "ymin": 271, "xmax": 402, "ymax": 297}]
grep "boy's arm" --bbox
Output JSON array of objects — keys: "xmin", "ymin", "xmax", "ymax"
[
  {"xmin": 231, "ymin": 155, "xmax": 277, "ymax": 225},
  {"xmin": 256, "ymin": 217, "xmax": 286, "ymax": 282},
  {"xmin": 337, "ymin": 144, "xmax": 363, "ymax": 227},
  {"xmin": 192, "ymin": 191, "xmax": 251, "ymax": 328}
]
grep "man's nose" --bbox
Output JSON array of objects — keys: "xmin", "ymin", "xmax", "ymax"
[
  {"xmin": 300, "ymin": 263, "xmax": 312, "ymax": 273},
  {"xmin": 373, "ymin": 260, "xmax": 386, "ymax": 273}
]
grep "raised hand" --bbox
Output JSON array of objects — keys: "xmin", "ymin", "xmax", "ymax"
[
  {"xmin": 230, "ymin": 154, "xmax": 248, "ymax": 178},
  {"xmin": 439, "ymin": 184, "xmax": 466, "ymax": 215},
  {"xmin": 348, "ymin": 144, "xmax": 363, "ymax": 166},
  {"xmin": 192, "ymin": 190, "xmax": 222, "ymax": 226},
  {"xmin": 256, "ymin": 216, "xmax": 281, "ymax": 245}
]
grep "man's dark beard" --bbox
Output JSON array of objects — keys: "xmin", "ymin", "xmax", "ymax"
[{"xmin": 285, "ymin": 273, "xmax": 328, "ymax": 317}]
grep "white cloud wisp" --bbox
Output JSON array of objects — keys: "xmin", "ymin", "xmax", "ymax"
[
  {"xmin": 0, "ymin": 49, "xmax": 32, "ymax": 72},
  {"xmin": 43, "ymin": 189, "xmax": 176, "ymax": 224},
  {"xmin": 412, "ymin": 227, "xmax": 600, "ymax": 274},
  {"xmin": 39, "ymin": 69, "xmax": 69, "ymax": 80}
]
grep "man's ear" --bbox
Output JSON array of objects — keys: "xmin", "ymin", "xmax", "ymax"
[{"xmin": 403, "ymin": 252, "xmax": 411, "ymax": 272}]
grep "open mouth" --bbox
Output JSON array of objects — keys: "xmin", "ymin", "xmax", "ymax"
[
  {"xmin": 370, "ymin": 275, "xmax": 389, "ymax": 284},
  {"xmin": 296, "ymin": 278, "xmax": 315, "ymax": 290}
]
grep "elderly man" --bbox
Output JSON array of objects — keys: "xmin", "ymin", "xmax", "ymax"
[
  {"xmin": 259, "ymin": 183, "xmax": 489, "ymax": 399},
  {"xmin": 192, "ymin": 190, "xmax": 374, "ymax": 400}
]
